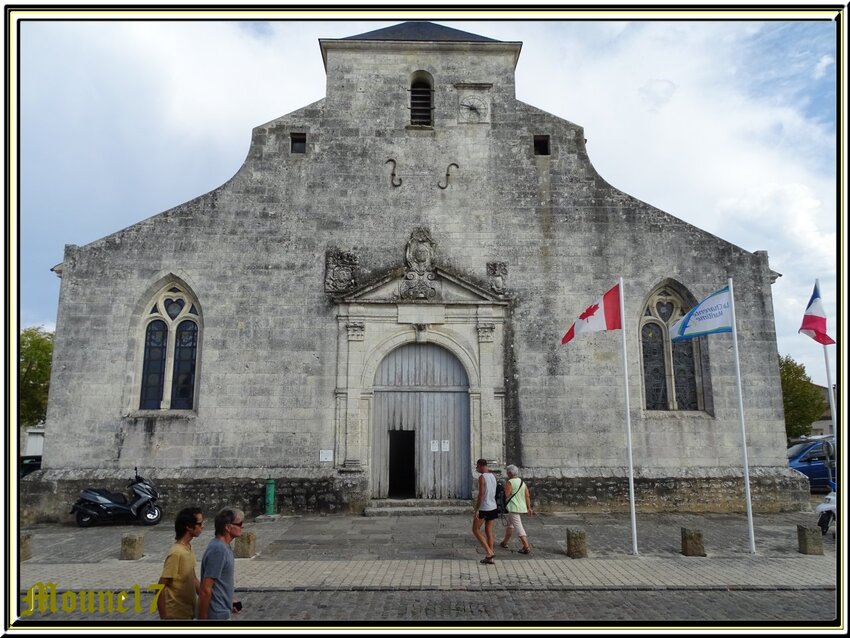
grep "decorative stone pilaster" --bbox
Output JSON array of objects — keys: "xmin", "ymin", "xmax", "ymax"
[{"xmin": 477, "ymin": 322, "xmax": 495, "ymax": 342}]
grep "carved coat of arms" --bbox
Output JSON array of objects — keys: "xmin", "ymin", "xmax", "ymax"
[{"xmin": 401, "ymin": 228, "xmax": 437, "ymax": 300}]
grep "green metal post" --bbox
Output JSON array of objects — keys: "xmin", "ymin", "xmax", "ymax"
[{"xmin": 265, "ymin": 478, "xmax": 275, "ymax": 515}]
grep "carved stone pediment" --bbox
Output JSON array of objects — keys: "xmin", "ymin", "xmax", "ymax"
[
  {"xmin": 330, "ymin": 229, "xmax": 507, "ymax": 305},
  {"xmin": 339, "ymin": 266, "xmax": 504, "ymax": 304}
]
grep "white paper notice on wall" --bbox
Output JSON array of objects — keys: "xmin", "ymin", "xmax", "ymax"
[
  {"xmin": 431, "ymin": 440, "xmax": 439, "ymax": 452},
  {"xmin": 319, "ymin": 450, "xmax": 333, "ymax": 462},
  {"xmin": 441, "ymin": 440, "xmax": 450, "ymax": 452}
]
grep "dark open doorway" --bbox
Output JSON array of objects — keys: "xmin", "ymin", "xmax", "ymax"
[{"xmin": 388, "ymin": 430, "xmax": 416, "ymax": 498}]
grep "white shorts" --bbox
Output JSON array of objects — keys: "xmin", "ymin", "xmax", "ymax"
[{"xmin": 505, "ymin": 512, "xmax": 526, "ymax": 537}]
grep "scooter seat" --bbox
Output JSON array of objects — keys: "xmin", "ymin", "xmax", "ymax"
[{"xmin": 88, "ymin": 488, "xmax": 128, "ymax": 504}]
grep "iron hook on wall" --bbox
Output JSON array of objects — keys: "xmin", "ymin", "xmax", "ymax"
[
  {"xmin": 385, "ymin": 159, "xmax": 403, "ymax": 187},
  {"xmin": 437, "ymin": 163, "xmax": 459, "ymax": 190}
]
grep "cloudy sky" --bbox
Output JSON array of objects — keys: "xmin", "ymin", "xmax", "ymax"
[{"xmin": 14, "ymin": 10, "xmax": 841, "ymax": 387}]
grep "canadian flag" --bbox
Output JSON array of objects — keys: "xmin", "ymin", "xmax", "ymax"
[
  {"xmin": 799, "ymin": 280, "xmax": 835, "ymax": 345},
  {"xmin": 561, "ymin": 283, "xmax": 622, "ymax": 345}
]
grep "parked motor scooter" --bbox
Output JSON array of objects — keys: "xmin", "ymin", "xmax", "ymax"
[
  {"xmin": 70, "ymin": 467, "xmax": 162, "ymax": 527},
  {"xmin": 816, "ymin": 480, "xmax": 836, "ymax": 535}
]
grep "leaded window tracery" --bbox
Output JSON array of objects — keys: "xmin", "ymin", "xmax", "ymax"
[
  {"xmin": 640, "ymin": 286, "xmax": 706, "ymax": 411},
  {"xmin": 139, "ymin": 284, "xmax": 201, "ymax": 410}
]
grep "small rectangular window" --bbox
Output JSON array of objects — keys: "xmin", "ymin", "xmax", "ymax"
[
  {"xmin": 534, "ymin": 135, "xmax": 550, "ymax": 156},
  {"xmin": 291, "ymin": 133, "xmax": 306, "ymax": 154}
]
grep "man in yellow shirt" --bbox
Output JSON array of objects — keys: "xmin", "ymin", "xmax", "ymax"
[{"xmin": 157, "ymin": 507, "xmax": 204, "ymax": 619}]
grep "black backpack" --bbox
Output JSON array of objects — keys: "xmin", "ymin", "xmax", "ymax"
[{"xmin": 495, "ymin": 480, "xmax": 507, "ymax": 514}]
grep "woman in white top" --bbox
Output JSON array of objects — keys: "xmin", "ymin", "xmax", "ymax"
[
  {"xmin": 472, "ymin": 458, "xmax": 498, "ymax": 564},
  {"xmin": 499, "ymin": 464, "xmax": 533, "ymax": 554}
]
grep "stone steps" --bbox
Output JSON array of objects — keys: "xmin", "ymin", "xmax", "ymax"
[{"xmin": 363, "ymin": 499, "xmax": 473, "ymax": 517}]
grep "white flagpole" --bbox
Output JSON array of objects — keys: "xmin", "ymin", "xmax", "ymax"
[
  {"xmin": 727, "ymin": 278, "xmax": 756, "ymax": 554},
  {"xmin": 815, "ymin": 279, "xmax": 838, "ymax": 440},
  {"xmin": 619, "ymin": 277, "xmax": 639, "ymax": 555},
  {"xmin": 823, "ymin": 346, "xmax": 836, "ymax": 436}
]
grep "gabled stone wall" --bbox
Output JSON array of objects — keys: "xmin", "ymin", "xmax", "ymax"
[{"xmin": 35, "ymin": 24, "xmax": 795, "ymax": 515}]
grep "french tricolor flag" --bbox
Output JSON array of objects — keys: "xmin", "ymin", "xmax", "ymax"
[{"xmin": 799, "ymin": 280, "xmax": 835, "ymax": 345}]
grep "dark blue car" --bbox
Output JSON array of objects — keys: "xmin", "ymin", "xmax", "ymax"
[{"xmin": 787, "ymin": 436, "xmax": 837, "ymax": 491}]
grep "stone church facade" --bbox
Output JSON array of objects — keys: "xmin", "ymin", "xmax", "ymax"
[{"xmin": 24, "ymin": 22, "xmax": 807, "ymax": 522}]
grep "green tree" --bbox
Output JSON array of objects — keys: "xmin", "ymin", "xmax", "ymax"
[
  {"xmin": 779, "ymin": 354, "xmax": 827, "ymax": 439},
  {"xmin": 19, "ymin": 326, "xmax": 54, "ymax": 426}
]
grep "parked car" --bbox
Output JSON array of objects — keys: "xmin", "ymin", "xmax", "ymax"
[
  {"xmin": 19, "ymin": 455, "xmax": 42, "ymax": 477},
  {"xmin": 787, "ymin": 436, "xmax": 837, "ymax": 491}
]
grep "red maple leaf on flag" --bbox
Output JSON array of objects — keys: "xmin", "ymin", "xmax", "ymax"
[{"xmin": 579, "ymin": 303, "xmax": 599, "ymax": 321}]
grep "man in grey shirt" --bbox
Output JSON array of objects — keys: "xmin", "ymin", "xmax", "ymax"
[{"xmin": 198, "ymin": 507, "xmax": 244, "ymax": 620}]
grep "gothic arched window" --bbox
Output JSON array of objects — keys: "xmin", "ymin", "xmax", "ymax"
[
  {"xmin": 640, "ymin": 285, "xmax": 710, "ymax": 412},
  {"xmin": 409, "ymin": 72, "xmax": 433, "ymax": 126},
  {"xmin": 139, "ymin": 284, "xmax": 202, "ymax": 410}
]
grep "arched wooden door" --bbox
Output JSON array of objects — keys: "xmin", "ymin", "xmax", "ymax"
[{"xmin": 371, "ymin": 343, "xmax": 471, "ymax": 499}]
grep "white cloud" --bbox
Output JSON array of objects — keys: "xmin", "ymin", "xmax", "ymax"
[
  {"xmin": 814, "ymin": 54, "xmax": 834, "ymax": 79},
  {"xmin": 638, "ymin": 79, "xmax": 678, "ymax": 112}
]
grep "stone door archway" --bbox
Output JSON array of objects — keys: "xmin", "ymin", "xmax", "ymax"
[
  {"xmin": 329, "ymin": 229, "xmax": 509, "ymax": 495},
  {"xmin": 371, "ymin": 343, "xmax": 471, "ymax": 499}
]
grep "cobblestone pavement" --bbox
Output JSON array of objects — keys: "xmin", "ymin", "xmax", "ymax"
[
  {"xmin": 13, "ymin": 506, "xmax": 843, "ymax": 629},
  {"xmin": 19, "ymin": 508, "xmax": 839, "ymax": 563}
]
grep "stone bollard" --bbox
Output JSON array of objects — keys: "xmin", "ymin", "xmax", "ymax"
[
  {"xmin": 681, "ymin": 527, "xmax": 706, "ymax": 557},
  {"xmin": 21, "ymin": 533, "xmax": 32, "ymax": 561},
  {"xmin": 120, "ymin": 533, "xmax": 144, "ymax": 560},
  {"xmin": 566, "ymin": 527, "xmax": 587, "ymax": 558},
  {"xmin": 797, "ymin": 524, "xmax": 823, "ymax": 555},
  {"xmin": 234, "ymin": 530, "xmax": 256, "ymax": 558}
]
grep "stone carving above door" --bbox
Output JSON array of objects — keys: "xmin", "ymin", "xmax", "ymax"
[
  {"xmin": 487, "ymin": 262, "xmax": 508, "ymax": 295},
  {"xmin": 405, "ymin": 228, "xmax": 435, "ymax": 274},
  {"xmin": 328, "ymin": 228, "xmax": 508, "ymax": 305},
  {"xmin": 324, "ymin": 249, "xmax": 359, "ymax": 293},
  {"xmin": 402, "ymin": 228, "xmax": 437, "ymax": 300}
]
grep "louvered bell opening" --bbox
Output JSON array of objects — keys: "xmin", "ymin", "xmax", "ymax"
[{"xmin": 410, "ymin": 82, "xmax": 433, "ymax": 126}]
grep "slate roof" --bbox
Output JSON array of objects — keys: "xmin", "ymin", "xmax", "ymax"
[{"xmin": 344, "ymin": 21, "xmax": 500, "ymax": 43}]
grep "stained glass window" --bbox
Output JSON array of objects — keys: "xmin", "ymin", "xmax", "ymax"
[
  {"xmin": 171, "ymin": 321, "xmax": 198, "ymax": 409},
  {"xmin": 140, "ymin": 320, "xmax": 167, "ymax": 409},
  {"xmin": 673, "ymin": 341, "xmax": 699, "ymax": 410},
  {"xmin": 640, "ymin": 285, "xmax": 707, "ymax": 412},
  {"xmin": 139, "ymin": 284, "xmax": 201, "ymax": 410},
  {"xmin": 165, "ymin": 298, "xmax": 185, "ymax": 319},
  {"xmin": 641, "ymin": 323, "xmax": 668, "ymax": 410}
]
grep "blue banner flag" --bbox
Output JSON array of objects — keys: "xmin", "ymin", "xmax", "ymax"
[{"xmin": 670, "ymin": 286, "xmax": 733, "ymax": 342}]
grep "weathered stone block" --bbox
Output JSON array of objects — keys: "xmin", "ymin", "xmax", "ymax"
[
  {"xmin": 21, "ymin": 533, "xmax": 32, "ymax": 561},
  {"xmin": 566, "ymin": 527, "xmax": 587, "ymax": 558},
  {"xmin": 120, "ymin": 533, "xmax": 144, "ymax": 560},
  {"xmin": 797, "ymin": 524, "xmax": 823, "ymax": 555},
  {"xmin": 234, "ymin": 530, "xmax": 257, "ymax": 558},
  {"xmin": 681, "ymin": 527, "xmax": 706, "ymax": 557}
]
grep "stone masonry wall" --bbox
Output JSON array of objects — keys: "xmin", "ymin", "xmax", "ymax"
[
  {"xmin": 20, "ymin": 469, "xmax": 370, "ymax": 525},
  {"xmin": 20, "ymin": 466, "xmax": 807, "ymax": 526}
]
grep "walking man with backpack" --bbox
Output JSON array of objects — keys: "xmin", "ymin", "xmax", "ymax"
[{"xmin": 472, "ymin": 458, "xmax": 498, "ymax": 564}]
